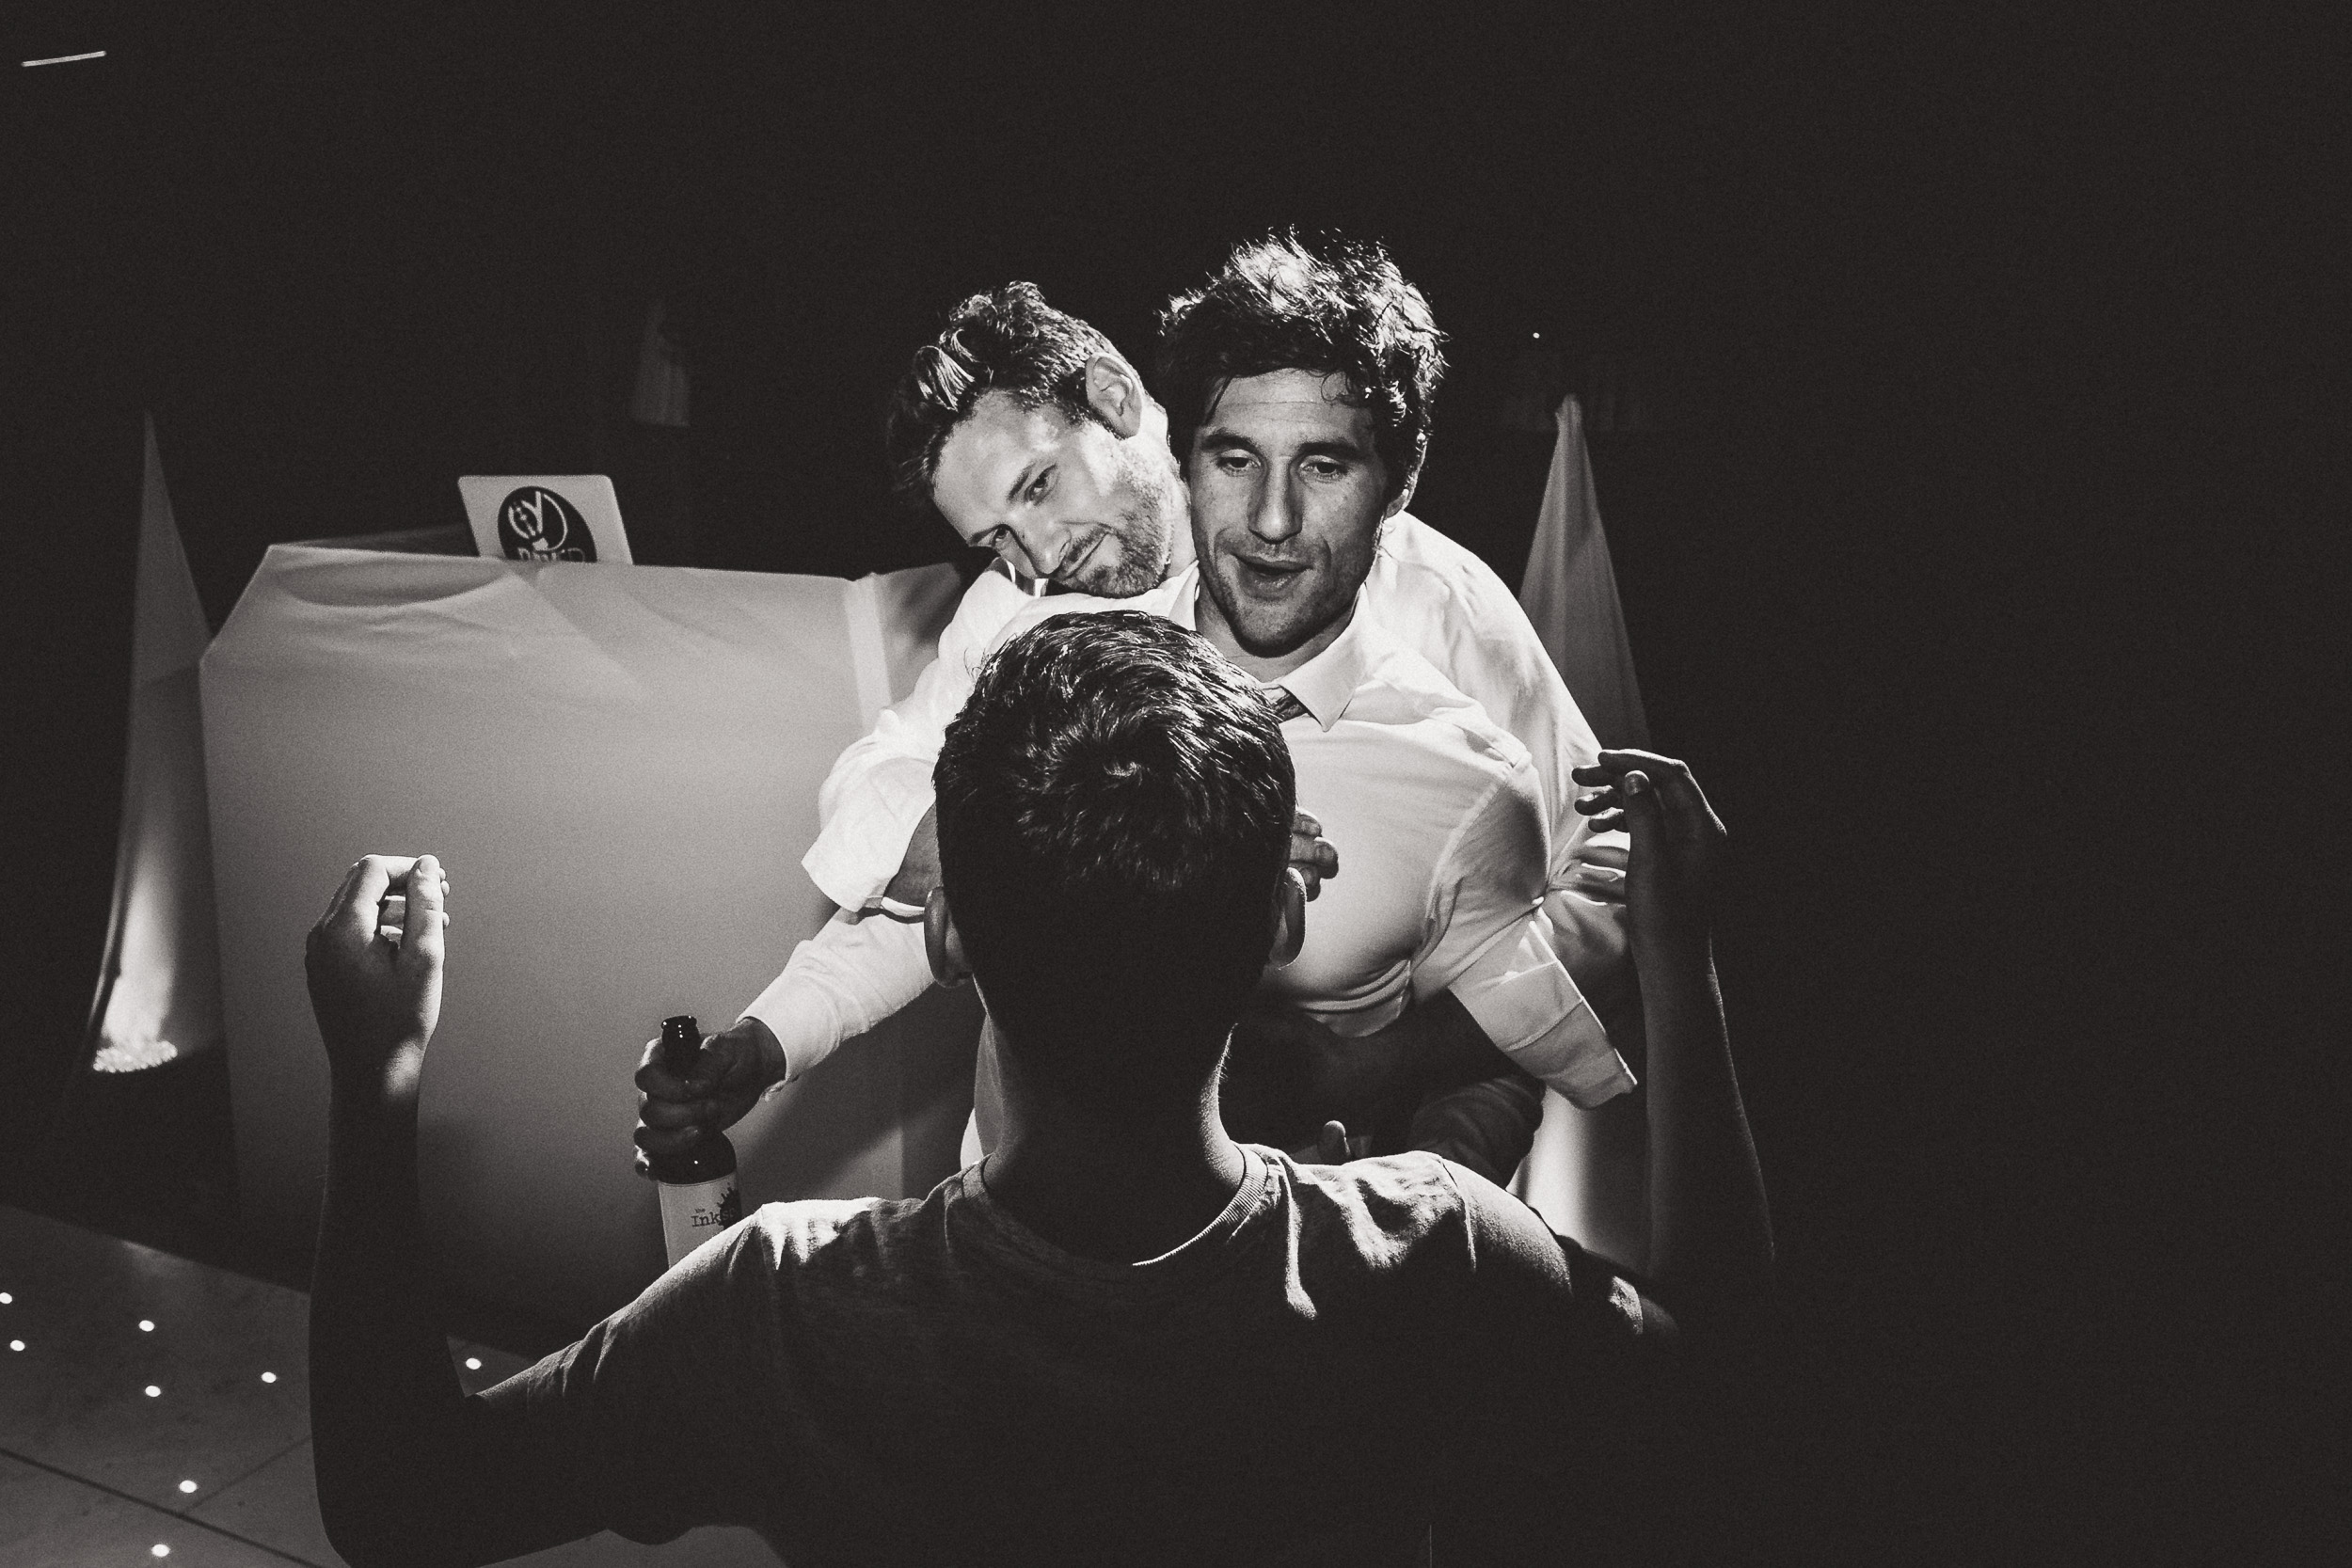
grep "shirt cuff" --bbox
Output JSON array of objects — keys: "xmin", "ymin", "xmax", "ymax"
[
  {"xmin": 739, "ymin": 912, "xmax": 931, "ymax": 1094},
  {"xmin": 1448, "ymin": 920, "xmax": 1636, "ymax": 1109}
]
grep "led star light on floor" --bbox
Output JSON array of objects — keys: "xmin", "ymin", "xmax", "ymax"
[{"xmin": 2, "ymin": 1205, "xmax": 782, "ymax": 1564}]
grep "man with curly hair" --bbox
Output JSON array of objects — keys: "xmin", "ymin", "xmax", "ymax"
[
  {"xmin": 307, "ymin": 612, "xmax": 1770, "ymax": 1565},
  {"xmin": 645, "ymin": 234, "xmax": 1637, "ymax": 1191}
]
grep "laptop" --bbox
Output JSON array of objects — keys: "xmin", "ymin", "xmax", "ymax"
[{"xmin": 458, "ymin": 475, "xmax": 634, "ymax": 564}]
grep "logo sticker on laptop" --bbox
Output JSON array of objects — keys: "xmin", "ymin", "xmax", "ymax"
[{"xmin": 496, "ymin": 486, "xmax": 596, "ymax": 562}]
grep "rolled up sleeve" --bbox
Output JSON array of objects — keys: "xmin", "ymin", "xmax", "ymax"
[{"xmin": 1416, "ymin": 762, "xmax": 1636, "ymax": 1108}]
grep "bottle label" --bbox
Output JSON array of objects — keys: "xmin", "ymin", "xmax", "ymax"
[{"xmin": 658, "ymin": 1173, "xmax": 743, "ymax": 1267}]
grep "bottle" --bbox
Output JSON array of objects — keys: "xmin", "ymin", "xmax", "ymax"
[{"xmin": 647, "ymin": 1014, "xmax": 742, "ymax": 1266}]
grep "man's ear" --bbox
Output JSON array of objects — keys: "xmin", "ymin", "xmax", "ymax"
[
  {"xmin": 1268, "ymin": 868, "xmax": 1307, "ymax": 969},
  {"xmin": 1085, "ymin": 354, "xmax": 1149, "ymax": 439},
  {"xmin": 924, "ymin": 888, "xmax": 969, "ymax": 988},
  {"xmin": 1381, "ymin": 462, "xmax": 1422, "ymax": 520}
]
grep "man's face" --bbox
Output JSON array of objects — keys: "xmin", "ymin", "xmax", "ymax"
[
  {"xmin": 1188, "ymin": 369, "xmax": 1398, "ymax": 668},
  {"xmin": 930, "ymin": 391, "xmax": 1177, "ymax": 597}
]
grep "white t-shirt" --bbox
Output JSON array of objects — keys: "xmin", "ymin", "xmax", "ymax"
[{"xmin": 475, "ymin": 1147, "xmax": 1666, "ymax": 1566}]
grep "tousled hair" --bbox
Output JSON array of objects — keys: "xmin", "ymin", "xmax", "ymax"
[
  {"xmin": 884, "ymin": 282, "xmax": 1121, "ymax": 517},
  {"xmin": 1155, "ymin": 231, "xmax": 1446, "ymax": 503},
  {"xmin": 934, "ymin": 612, "xmax": 1295, "ymax": 1107}
]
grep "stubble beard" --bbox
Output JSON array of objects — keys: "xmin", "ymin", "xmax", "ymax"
[
  {"xmin": 1068, "ymin": 443, "xmax": 1181, "ymax": 599},
  {"xmin": 1200, "ymin": 558, "xmax": 1330, "ymax": 660}
]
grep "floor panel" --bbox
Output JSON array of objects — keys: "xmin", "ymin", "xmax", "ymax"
[
  {"xmin": 3, "ymin": 1206, "xmax": 777, "ymax": 1565},
  {"xmin": 0, "ymin": 1451, "xmax": 308, "ymax": 1567},
  {"xmin": 0, "ymin": 1206, "xmax": 311, "ymax": 1513}
]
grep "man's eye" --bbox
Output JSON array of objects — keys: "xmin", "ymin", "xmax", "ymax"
[
  {"xmin": 1026, "ymin": 468, "xmax": 1054, "ymax": 502},
  {"xmin": 1215, "ymin": 452, "xmax": 1255, "ymax": 474},
  {"xmin": 1303, "ymin": 459, "xmax": 1345, "ymax": 480}
]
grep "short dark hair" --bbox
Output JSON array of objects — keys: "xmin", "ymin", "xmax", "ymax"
[
  {"xmin": 934, "ymin": 612, "xmax": 1295, "ymax": 1107},
  {"xmin": 883, "ymin": 282, "xmax": 1121, "ymax": 516},
  {"xmin": 1155, "ymin": 231, "xmax": 1446, "ymax": 503}
]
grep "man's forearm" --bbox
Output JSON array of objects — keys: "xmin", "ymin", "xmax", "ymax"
[
  {"xmin": 739, "ymin": 911, "xmax": 934, "ymax": 1086},
  {"xmin": 1638, "ymin": 931, "xmax": 1772, "ymax": 1305},
  {"xmin": 310, "ymin": 1060, "xmax": 572, "ymax": 1568},
  {"xmin": 1389, "ymin": 989, "xmax": 1517, "ymax": 1097},
  {"xmin": 311, "ymin": 1055, "xmax": 475, "ymax": 1563},
  {"xmin": 1405, "ymin": 1065, "xmax": 1546, "ymax": 1184}
]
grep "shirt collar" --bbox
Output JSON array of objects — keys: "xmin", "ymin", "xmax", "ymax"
[{"xmin": 1177, "ymin": 570, "xmax": 1375, "ymax": 733}]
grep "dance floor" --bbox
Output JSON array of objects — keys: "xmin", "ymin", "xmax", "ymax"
[{"xmin": 0, "ymin": 1205, "xmax": 776, "ymax": 1567}]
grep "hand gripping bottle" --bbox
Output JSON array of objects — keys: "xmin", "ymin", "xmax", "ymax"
[{"xmin": 649, "ymin": 1014, "xmax": 742, "ymax": 1266}]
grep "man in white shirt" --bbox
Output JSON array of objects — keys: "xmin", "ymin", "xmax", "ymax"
[
  {"xmin": 304, "ymin": 611, "xmax": 1772, "ymax": 1566},
  {"xmin": 950, "ymin": 568, "xmax": 1631, "ymax": 1160},
  {"xmin": 641, "ymin": 235, "xmax": 1633, "ymax": 1175}
]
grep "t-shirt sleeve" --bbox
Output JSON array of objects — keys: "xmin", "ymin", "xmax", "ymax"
[
  {"xmin": 471, "ymin": 1218, "xmax": 787, "ymax": 1544},
  {"xmin": 1441, "ymin": 1162, "xmax": 1675, "ymax": 1480}
]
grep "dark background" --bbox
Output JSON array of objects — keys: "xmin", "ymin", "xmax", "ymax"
[{"xmin": 3, "ymin": 2, "xmax": 2338, "ymax": 1560}]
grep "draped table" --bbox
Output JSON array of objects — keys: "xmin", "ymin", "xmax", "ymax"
[{"xmin": 201, "ymin": 541, "xmax": 980, "ymax": 1328}]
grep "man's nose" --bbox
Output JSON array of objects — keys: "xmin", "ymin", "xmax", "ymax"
[
  {"xmin": 1012, "ymin": 516, "xmax": 1079, "ymax": 578},
  {"xmin": 1248, "ymin": 474, "xmax": 1300, "ymax": 544}
]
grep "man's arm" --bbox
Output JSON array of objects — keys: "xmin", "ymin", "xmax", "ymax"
[
  {"xmin": 1371, "ymin": 515, "xmax": 1641, "ymax": 1032},
  {"xmin": 634, "ymin": 909, "xmax": 935, "ymax": 1164},
  {"xmin": 1441, "ymin": 750, "xmax": 1766, "ymax": 1496},
  {"xmin": 1231, "ymin": 755, "xmax": 1627, "ymax": 1173},
  {"xmin": 804, "ymin": 571, "xmax": 1029, "ymax": 911},
  {"xmin": 1573, "ymin": 752, "xmax": 1772, "ymax": 1312},
  {"xmin": 305, "ymin": 857, "xmax": 593, "ymax": 1567},
  {"xmin": 1412, "ymin": 757, "xmax": 1635, "ymax": 1109},
  {"xmin": 1404, "ymin": 1064, "xmax": 1548, "ymax": 1185}
]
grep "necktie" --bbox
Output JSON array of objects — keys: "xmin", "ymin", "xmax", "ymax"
[{"xmin": 1266, "ymin": 688, "xmax": 1310, "ymax": 723}]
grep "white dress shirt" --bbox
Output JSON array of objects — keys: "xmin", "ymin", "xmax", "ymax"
[
  {"xmin": 804, "ymin": 514, "xmax": 1624, "ymax": 914},
  {"xmin": 745, "ymin": 546, "xmax": 1635, "ymax": 1108}
]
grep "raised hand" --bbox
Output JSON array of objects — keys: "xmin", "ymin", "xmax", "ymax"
[
  {"xmin": 632, "ymin": 1015, "xmax": 781, "ymax": 1177},
  {"xmin": 305, "ymin": 854, "xmax": 449, "ymax": 1083},
  {"xmin": 1571, "ymin": 750, "xmax": 1726, "ymax": 944}
]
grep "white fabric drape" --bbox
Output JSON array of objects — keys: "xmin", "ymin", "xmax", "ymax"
[
  {"xmin": 91, "ymin": 416, "xmax": 224, "ymax": 1072},
  {"xmin": 1518, "ymin": 393, "xmax": 1648, "ymax": 749},
  {"xmin": 1511, "ymin": 394, "xmax": 1651, "ymax": 1264}
]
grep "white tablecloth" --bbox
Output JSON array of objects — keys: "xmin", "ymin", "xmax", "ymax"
[{"xmin": 202, "ymin": 545, "xmax": 978, "ymax": 1327}]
